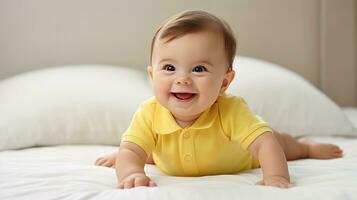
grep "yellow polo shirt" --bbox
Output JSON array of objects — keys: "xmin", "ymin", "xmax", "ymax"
[{"xmin": 121, "ymin": 94, "xmax": 272, "ymax": 176}]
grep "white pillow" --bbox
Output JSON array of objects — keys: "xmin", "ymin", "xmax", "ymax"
[
  {"xmin": 227, "ymin": 56, "xmax": 357, "ymax": 137},
  {"xmin": 0, "ymin": 65, "xmax": 152, "ymax": 151},
  {"xmin": 1, "ymin": 58, "xmax": 355, "ymax": 151},
  {"xmin": 342, "ymin": 108, "xmax": 357, "ymax": 129}
]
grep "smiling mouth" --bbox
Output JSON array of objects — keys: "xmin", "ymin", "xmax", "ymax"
[{"xmin": 171, "ymin": 92, "xmax": 197, "ymax": 101}]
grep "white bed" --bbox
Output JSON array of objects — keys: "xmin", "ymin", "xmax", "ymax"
[
  {"xmin": 1, "ymin": 57, "xmax": 356, "ymax": 200},
  {"xmin": 1, "ymin": 135, "xmax": 357, "ymax": 200}
]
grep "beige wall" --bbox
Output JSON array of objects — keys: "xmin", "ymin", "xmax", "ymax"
[
  {"xmin": 0, "ymin": 0, "xmax": 356, "ymax": 106},
  {"xmin": 320, "ymin": 0, "xmax": 356, "ymax": 106}
]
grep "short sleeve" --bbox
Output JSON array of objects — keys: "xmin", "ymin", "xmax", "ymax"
[
  {"xmin": 221, "ymin": 96, "xmax": 273, "ymax": 149},
  {"xmin": 121, "ymin": 101, "xmax": 157, "ymax": 156}
]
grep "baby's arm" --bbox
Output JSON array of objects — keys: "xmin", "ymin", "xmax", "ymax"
[
  {"xmin": 116, "ymin": 141, "xmax": 156, "ymax": 189},
  {"xmin": 248, "ymin": 132, "xmax": 291, "ymax": 188}
]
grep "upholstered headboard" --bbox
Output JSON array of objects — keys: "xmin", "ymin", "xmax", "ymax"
[{"xmin": 0, "ymin": 0, "xmax": 356, "ymax": 106}]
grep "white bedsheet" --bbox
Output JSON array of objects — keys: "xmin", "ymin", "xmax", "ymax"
[{"xmin": 0, "ymin": 136, "xmax": 357, "ymax": 200}]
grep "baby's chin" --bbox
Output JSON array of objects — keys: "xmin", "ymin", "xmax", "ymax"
[
  {"xmin": 156, "ymin": 95, "xmax": 212, "ymax": 119},
  {"xmin": 168, "ymin": 105, "xmax": 206, "ymax": 120}
]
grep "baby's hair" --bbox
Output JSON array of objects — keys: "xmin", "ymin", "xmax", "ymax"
[{"xmin": 150, "ymin": 10, "xmax": 236, "ymax": 70}]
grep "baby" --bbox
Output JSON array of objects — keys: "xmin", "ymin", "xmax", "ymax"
[{"xmin": 95, "ymin": 10, "xmax": 343, "ymax": 189}]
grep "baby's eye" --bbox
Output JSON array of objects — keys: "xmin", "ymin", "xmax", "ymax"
[
  {"xmin": 163, "ymin": 64, "xmax": 175, "ymax": 71},
  {"xmin": 192, "ymin": 65, "xmax": 207, "ymax": 72}
]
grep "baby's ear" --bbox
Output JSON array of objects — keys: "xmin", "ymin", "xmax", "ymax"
[
  {"xmin": 147, "ymin": 66, "xmax": 153, "ymax": 81},
  {"xmin": 219, "ymin": 69, "xmax": 235, "ymax": 95}
]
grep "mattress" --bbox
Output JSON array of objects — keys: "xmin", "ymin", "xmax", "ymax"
[
  {"xmin": 0, "ymin": 135, "xmax": 357, "ymax": 200},
  {"xmin": 0, "ymin": 108, "xmax": 356, "ymax": 200}
]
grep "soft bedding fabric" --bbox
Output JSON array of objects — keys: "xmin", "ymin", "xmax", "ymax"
[
  {"xmin": 343, "ymin": 107, "xmax": 357, "ymax": 128},
  {"xmin": 0, "ymin": 66, "xmax": 151, "ymax": 151},
  {"xmin": 229, "ymin": 57, "xmax": 356, "ymax": 137},
  {"xmin": 1, "ymin": 56, "xmax": 356, "ymax": 151},
  {"xmin": 1, "ymin": 136, "xmax": 356, "ymax": 200}
]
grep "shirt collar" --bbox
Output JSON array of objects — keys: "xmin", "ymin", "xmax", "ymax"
[{"xmin": 153, "ymin": 101, "xmax": 219, "ymax": 134}]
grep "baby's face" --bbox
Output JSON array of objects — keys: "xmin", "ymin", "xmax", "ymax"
[{"xmin": 148, "ymin": 30, "xmax": 234, "ymax": 121}]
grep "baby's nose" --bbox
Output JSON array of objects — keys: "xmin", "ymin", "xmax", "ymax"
[{"xmin": 175, "ymin": 76, "xmax": 192, "ymax": 85}]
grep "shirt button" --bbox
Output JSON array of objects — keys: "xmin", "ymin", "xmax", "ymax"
[
  {"xmin": 184, "ymin": 154, "xmax": 192, "ymax": 162},
  {"xmin": 183, "ymin": 132, "xmax": 190, "ymax": 139}
]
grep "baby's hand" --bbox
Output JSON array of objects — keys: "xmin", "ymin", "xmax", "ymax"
[
  {"xmin": 256, "ymin": 176, "xmax": 292, "ymax": 189},
  {"xmin": 95, "ymin": 152, "xmax": 117, "ymax": 168},
  {"xmin": 118, "ymin": 173, "xmax": 156, "ymax": 189}
]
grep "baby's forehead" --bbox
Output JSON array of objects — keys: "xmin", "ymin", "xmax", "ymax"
[
  {"xmin": 158, "ymin": 26, "xmax": 224, "ymax": 44},
  {"xmin": 154, "ymin": 32, "xmax": 225, "ymax": 57},
  {"xmin": 154, "ymin": 31, "xmax": 225, "ymax": 57}
]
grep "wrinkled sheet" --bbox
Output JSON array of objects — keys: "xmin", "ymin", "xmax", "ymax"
[{"xmin": 1, "ymin": 136, "xmax": 357, "ymax": 200}]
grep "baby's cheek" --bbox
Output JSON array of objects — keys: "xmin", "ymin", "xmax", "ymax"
[
  {"xmin": 154, "ymin": 81, "xmax": 168, "ymax": 93},
  {"xmin": 199, "ymin": 85, "xmax": 221, "ymax": 102},
  {"xmin": 204, "ymin": 80, "xmax": 222, "ymax": 94}
]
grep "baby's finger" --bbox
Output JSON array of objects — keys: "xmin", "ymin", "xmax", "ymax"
[
  {"xmin": 134, "ymin": 177, "xmax": 148, "ymax": 187},
  {"xmin": 148, "ymin": 180, "xmax": 157, "ymax": 187},
  {"xmin": 278, "ymin": 184, "xmax": 289, "ymax": 189},
  {"xmin": 118, "ymin": 182, "xmax": 124, "ymax": 189},
  {"xmin": 103, "ymin": 160, "xmax": 114, "ymax": 167},
  {"xmin": 94, "ymin": 157, "xmax": 101, "ymax": 164},
  {"xmin": 124, "ymin": 179, "xmax": 135, "ymax": 189},
  {"xmin": 255, "ymin": 180, "xmax": 264, "ymax": 185},
  {"xmin": 273, "ymin": 182, "xmax": 289, "ymax": 189},
  {"xmin": 95, "ymin": 158, "xmax": 105, "ymax": 166}
]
